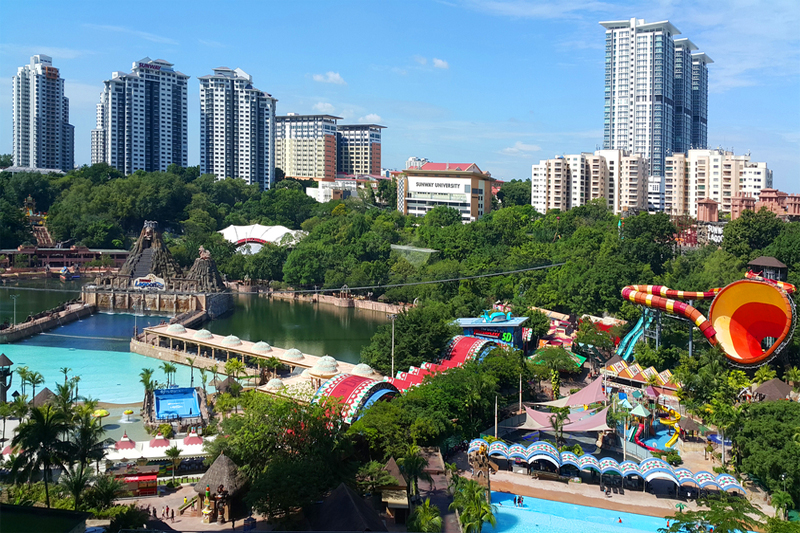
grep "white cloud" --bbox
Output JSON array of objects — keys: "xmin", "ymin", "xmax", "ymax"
[
  {"xmin": 83, "ymin": 24, "xmax": 178, "ymax": 45},
  {"xmin": 313, "ymin": 102, "xmax": 336, "ymax": 113},
  {"xmin": 312, "ymin": 71, "xmax": 346, "ymax": 85},
  {"xmin": 359, "ymin": 114, "xmax": 382, "ymax": 123},
  {"xmin": 0, "ymin": 44, "xmax": 95, "ymax": 59},
  {"xmin": 198, "ymin": 39, "xmax": 227, "ymax": 48},
  {"xmin": 432, "ymin": 58, "xmax": 449, "ymax": 69},
  {"xmin": 413, "ymin": 55, "xmax": 428, "ymax": 65},
  {"xmin": 500, "ymin": 141, "xmax": 542, "ymax": 155}
]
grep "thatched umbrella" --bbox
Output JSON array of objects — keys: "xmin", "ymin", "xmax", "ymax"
[
  {"xmin": 194, "ymin": 453, "xmax": 247, "ymax": 498},
  {"xmin": 31, "ymin": 387, "xmax": 56, "ymax": 408}
]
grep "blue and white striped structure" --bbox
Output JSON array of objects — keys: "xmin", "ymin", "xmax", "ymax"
[{"xmin": 468, "ymin": 438, "xmax": 745, "ymax": 493}]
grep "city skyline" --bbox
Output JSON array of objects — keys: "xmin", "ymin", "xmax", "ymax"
[{"xmin": 1, "ymin": 0, "xmax": 798, "ymax": 192}]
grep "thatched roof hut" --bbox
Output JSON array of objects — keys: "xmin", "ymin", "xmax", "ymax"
[
  {"xmin": 215, "ymin": 377, "xmax": 239, "ymax": 395},
  {"xmin": 313, "ymin": 483, "xmax": 387, "ymax": 531},
  {"xmin": 194, "ymin": 453, "xmax": 247, "ymax": 497},
  {"xmin": 31, "ymin": 387, "xmax": 56, "ymax": 408},
  {"xmin": 754, "ymin": 378, "xmax": 792, "ymax": 402}
]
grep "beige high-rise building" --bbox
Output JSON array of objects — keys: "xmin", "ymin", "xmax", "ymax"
[
  {"xmin": 275, "ymin": 114, "xmax": 339, "ymax": 180},
  {"xmin": 663, "ymin": 149, "xmax": 772, "ymax": 217},
  {"xmin": 531, "ymin": 149, "xmax": 646, "ymax": 214}
]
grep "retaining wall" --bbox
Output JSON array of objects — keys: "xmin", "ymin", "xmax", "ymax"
[
  {"xmin": 0, "ymin": 303, "xmax": 95, "ymax": 343},
  {"xmin": 270, "ymin": 291, "xmax": 411, "ymax": 314}
]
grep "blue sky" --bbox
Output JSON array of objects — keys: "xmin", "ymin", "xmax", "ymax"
[{"xmin": 1, "ymin": 0, "xmax": 798, "ymax": 192}]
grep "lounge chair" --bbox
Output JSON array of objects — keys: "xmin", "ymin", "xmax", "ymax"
[{"xmin": 619, "ymin": 486, "xmax": 624, "ymax": 495}]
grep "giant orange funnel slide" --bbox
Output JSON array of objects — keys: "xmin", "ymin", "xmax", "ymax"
[{"xmin": 621, "ymin": 274, "xmax": 795, "ymax": 367}]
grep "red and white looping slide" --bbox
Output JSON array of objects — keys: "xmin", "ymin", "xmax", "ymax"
[{"xmin": 621, "ymin": 276, "xmax": 796, "ymax": 368}]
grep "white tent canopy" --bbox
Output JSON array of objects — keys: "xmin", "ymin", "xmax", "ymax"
[{"xmin": 219, "ymin": 224, "xmax": 307, "ymax": 253}]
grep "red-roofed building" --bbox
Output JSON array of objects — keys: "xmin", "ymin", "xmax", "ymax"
[{"xmin": 397, "ymin": 162, "xmax": 494, "ymax": 223}]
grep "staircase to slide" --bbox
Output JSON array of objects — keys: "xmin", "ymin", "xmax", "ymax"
[
  {"xmin": 33, "ymin": 225, "xmax": 54, "ymax": 247},
  {"xmin": 130, "ymin": 247, "xmax": 154, "ymax": 279}
]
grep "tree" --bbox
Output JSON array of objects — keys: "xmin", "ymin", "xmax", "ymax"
[
  {"xmin": 59, "ymin": 464, "xmax": 94, "ymax": 510},
  {"xmin": 548, "ymin": 407, "xmax": 571, "ymax": 447},
  {"xmin": 16, "ymin": 366, "xmax": 30, "ymax": 396},
  {"xmin": 786, "ymin": 367, "xmax": 800, "ymax": 390},
  {"xmin": 409, "ymin": 498, "xmax": 443, "ymax": 532},
  {"xmin": 356, "ymin": 460, "xmax": 400, "ymax": 496},
  {"xmin": 60, "ymin": 367, "xmax": 72, "ymax": 385},
  {"xmin": 27, "ymin": 371, "xmax": 45, "ymax": 406},
  {"xmin": 496, "ymin": 179, "xmax": 532, "ymax": 208},
  {"xmin": 0, "ymin": 402, "xmax": 12, "ymax": 443},
  {"xmin": 11, "ymin": 405, "xmax": 71, "ymax": 508},
  {"xmin": 71, "ymin": 411, "xmax": 106, "ymax": 474},
  {"xmin": 53, "ymin": 382, "xmax": 75, "ymax": 418},
  {"xmin": 186, "ymin": 357, "xmax": 195, "ymax": 387},
  {"xmin": 11, "ymin": 394, "xmax": 29, "ymax": 421},
  {"xmin": 754, "ymin": 366, "xmax": 777, "ymax": 385},
  {"xmin": 199, "ymin": 367, "xmax": 208, "ymax": 395},
  {"xmin": 165, "ymin": 445, "xmax": 182, "ymax": 485},
  {"xmin": 160, "ymin": 362, "xmax": 177, "ymax": 387},
  {"xmin": 84, "ymin": 475, "xmax": 125, "ymax": 511},
  {"xmin": 139, "ymin": 368, "xmax": 154, "ymax": 396},
  {"xmin": 524, "ymin": 310, "xmax": 551, "ymax": 348},
  {"xmin": 0, "ymin": 154, "xmax": 12, "ymax": 168},
  {"xmin": 722, "ymin": 207, "xmax": 784, "ymax": 258},
  {"xmin": 771, "ymin": 490, "xmax": 794, "ymax": 521},
  {"xmin": 264, "ymin": 356, "xmax": 283, "ymax": 379},
  {"xmin": 659, "ymin": 493, "xmax": 766, "ymax": 533},
  {"xmin": 423, "ymin": 206, "xmax": 462, "ymax": 228},
  {"xmin": 450, "ymin": 478, "xmax": 497, "ymax": 533},
  {"xmin": 397, "ymin": 444, "xmax": 433, "ymax": 502}
]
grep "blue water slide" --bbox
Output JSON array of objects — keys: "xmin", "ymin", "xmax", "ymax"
[{"xmin": 616, "ymin": 310, "xmax": 653, "ymax": 361}]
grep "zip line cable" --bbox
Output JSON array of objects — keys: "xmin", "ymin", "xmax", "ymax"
[{"xmin": 0, "ymin": 262, "xmax": 564, "ymax": 297}]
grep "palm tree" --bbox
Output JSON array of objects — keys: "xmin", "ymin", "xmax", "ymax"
[
  {"xmin": 409, "ymin": 498, "xmax": 443, "ymax": 532},
  {"xmin": 70, "ymin": 376, "xmax": 81, "ymax": 402},
  {"xmin": 139, "ymin": 368, "xmax": 155, "ymax": 395},
  {"xmin": 0, "ymin": 402, "xmax": 12, "ymax": 443},
  {"xmin": 11, "ymin": 405, "xmax": 71, "ymax": 508},
  {"xmin": 11, "ymin": 394, "xmax": 29, "ymax": 421},
  {"xmin": 165, "ymin": 445, "xmax": 182, "ymax": 485},
  {"xmin": 398, "ymin": 444, "xmax": 433, "ymax": 503},
  {"xmin": 211, "ymin": 364, "xmax": 219, "ymax": 390},
  {"xmin": 160, "ymin": 362, "xmax": 173, "ymax": 387},
  {"xmin": 265, "ymin": 356, "xmax": 283, "ymax": 379},
  {"xmin": 53, "ymin": 382, "xmax": 75, "ymax": 418},
  {"xmin": 257, "ymin": 358, "xmax": 270, "ymax": 384},
  {"xmin": 548, "ymin": 407, "xmax": 570, "ymax": 447},
  {"xmin": 72, "ymin": 412, "xmax": 106, "ymax": 474},
  {"xmin": 16, "ymin": 366, "xmax": 30, "ymax": 396},
  {"xmin": 28, "ymin": 371, "xmax": 45, "ymax": 401},
  {"xmin": 186, "ymin": 357, "xmax": 195, "ymax": 387},
  {"xmin": 449, "ymin": 479, "xmax": 497, "ymax": 533},
  {"xmin": 772, "ymin": 490, "xmax": 793, "ymax": 521},
  {"xmin": 59, "ymin": 367, "xmax": 72, "ymax": 386},
  {"xmin": 753, "ymin": 365, "xmax": 777, "ymax": 385},
  {"xmin": 199, "ymin": 368, "xmax": 208, "ymax": 395},
  {"xmin": 90, "ymin": 475, "xmax": 126, "ymax": 510},
  {"xmin": 59, "ymin": 464, "xmax": 94, "ymax": 510},
  {"xmin": 785, "ymin": 367, "xmax": 800, "ymax": 391}
]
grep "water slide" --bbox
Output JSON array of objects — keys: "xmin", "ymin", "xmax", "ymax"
[
  {"xmin": 658, "ymin": 406, "xmax": 681, "ymax": 448},
  {"xmin": 620, "ymin": 273, "xmax": 796, "ymax": 368},
  {"xmin": 634, "ymin": 423, "xmax": 661, "ymax": 453},
  {"xmin": 616, "ymin": 310, "xmax": 655, "ymax": 361}
]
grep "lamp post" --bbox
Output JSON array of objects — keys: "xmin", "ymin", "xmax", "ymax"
[
  {"xmin": 10, "ymin": 294, "xmax": 19, "ymax": 328},
  {"xmin": 387, "ymin": 314, "xmax": 398, "ymax": 377}
]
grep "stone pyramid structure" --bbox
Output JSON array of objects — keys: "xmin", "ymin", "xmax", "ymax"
[
  {"xmin": 118, "ymin": 221, "xmax": 184, "ymax": 281},
  {"xmin": 185, "ymin": 246, "xmax": 226, "ymax": 292}
]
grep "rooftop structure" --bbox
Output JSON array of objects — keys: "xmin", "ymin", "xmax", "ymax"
[{"xmin": 218, "ymin": 224, "xmax": 306, "ymax": 253}]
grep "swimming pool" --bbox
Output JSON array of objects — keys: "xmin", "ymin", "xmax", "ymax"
[
  {"xmin": 489, "ymin": 492, "xmax": 670, "ymax": 533},
  {"xmin": 154, "ymin": 388, "xmax": 201, "ymax": 420}
]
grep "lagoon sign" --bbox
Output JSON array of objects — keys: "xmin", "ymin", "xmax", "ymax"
[{"xmin": 133, "ymin": 274, "xmax": 166, "ymax": 291}]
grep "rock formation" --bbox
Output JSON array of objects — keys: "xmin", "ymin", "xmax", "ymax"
[
  {"xmin": 185, "ymin": 246, "xmax": 226, "ymax": 292},
  {"xmin": 118, "ymin": 221, "xmax": 184, "ymax": 281}
]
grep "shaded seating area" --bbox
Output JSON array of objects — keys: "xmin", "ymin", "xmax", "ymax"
[{"xmin": 468, "ymin": 438, "xmax": 746, "ymax": 498}]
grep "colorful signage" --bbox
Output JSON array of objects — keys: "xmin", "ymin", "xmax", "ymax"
[
  {"xmin": 133, "ymin": 273, "xmax": 165, "ymax": 290},
  {"xmin": 474, "ymin": 329, "xmax": 514, "ymax": 344},
  {"xmin": 137, "ymin": 62, "xmax": 173, "ymax": 73}
]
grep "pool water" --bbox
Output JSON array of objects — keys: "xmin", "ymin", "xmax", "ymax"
[{"xmin": 489, "ymin": 492, "xmax": 670, "ymax": 533}]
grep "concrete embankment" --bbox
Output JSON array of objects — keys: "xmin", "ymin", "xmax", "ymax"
[
  {"xmin": 268, "ymin": 290, "xmax": 411, "ymax": 314},
  {"xmin": 0, "ymin": 303, "xmax": 96, "ymax": 343}
]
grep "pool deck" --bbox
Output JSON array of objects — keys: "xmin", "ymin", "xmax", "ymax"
[{"xmin": 471, "ymin": 470, "xmax": 776, "ymax": 520}]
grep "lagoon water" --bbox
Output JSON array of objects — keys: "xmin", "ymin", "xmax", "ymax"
[{"xmin": 1, "ymin": 281, "xmax": 386, "ymax": 404}]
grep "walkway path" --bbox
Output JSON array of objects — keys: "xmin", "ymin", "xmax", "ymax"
[{"xmin": 417, "ymin": 447, "xmax": 459, "ymax": 533}]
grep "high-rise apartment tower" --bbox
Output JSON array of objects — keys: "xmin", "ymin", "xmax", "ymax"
[
  {"xmin": 12, "ymin": 54, "xmax": 74, "ymax": 171},
  {"xmin": 198, "ymin": 67, "xmax": 277, "ymax": 189},
  {"xmin": 336, "ymin": 124, "xmax": 384, "ymax": 176},
  {"xmin": 91, "ymin": 57, "xmax": 188, "ymax": 174},
  {"xmin": 601, "ymin": 19, "xmax": 711, "ymax": 211},
  {"xmin": 275, "ymin": 114, "xmax": 340, "ymax": 180}
]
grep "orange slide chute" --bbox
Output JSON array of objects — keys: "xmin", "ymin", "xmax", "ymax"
[{"xmin": 621, "ymin": 273, "xmax": 795, "ymax": 367}]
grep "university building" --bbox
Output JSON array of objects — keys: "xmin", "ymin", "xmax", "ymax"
[
  {"xmin": 91, "ymin": 58, "xmax": 189, "ymax": 174},
  {"xmin": 198, "ymin": 67, "xmax": 277, "ymax": 189},
  {"xmin": 12, "ymin": 54, "xmax": 74, "ymax": 171},
  {"xmin": 397, "ymin": 163, "xmax": 494, "ymax": 223}
]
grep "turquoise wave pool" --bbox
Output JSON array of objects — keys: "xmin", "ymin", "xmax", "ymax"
[{"xmin": 489, "ymin": 492, "xmax": 670, "ymax": 533}]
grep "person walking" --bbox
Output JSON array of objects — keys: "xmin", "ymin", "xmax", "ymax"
[{"xmin": 171, "ymin": 508, "xmax": 175, "ymax": 523}]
